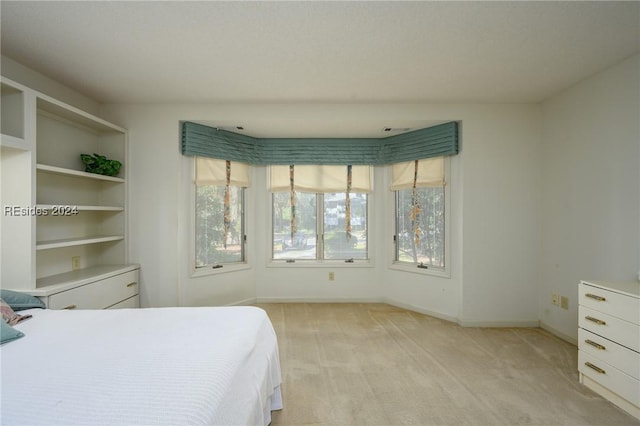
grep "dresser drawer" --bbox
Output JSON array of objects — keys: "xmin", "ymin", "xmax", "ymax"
[
  {"xmin": 107, "ymin": 295, "xmax": 139, "ymax": 309},
  {"xmin": 579, "ymin": 350, "xmax": 640, "ymax": 406},
  {"xmin": 579, "ymin": 328, "xmax": 640, "ymax": 380},
  {"xmin": 579, "ymin": 306, "xmax": 640, "ymax": 352},
  {"xmin": 579, "ymin": 283, "xmax": 640, "ymax": 324},
  {"xmin": 48, "ymin": 270, "xmax": 139, "ymax": 310}
]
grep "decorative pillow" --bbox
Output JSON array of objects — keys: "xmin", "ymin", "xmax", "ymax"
[
  {"xmin": 1, "ymin": 298, "xmax": 32, "ymax": 326},
  {"xmin": 1, "ymin": 319, "xmax": 25, "ymax": 345},
  {"xmin": 0, "ymin": 289, "xmax": 45, "ymax": 311}
]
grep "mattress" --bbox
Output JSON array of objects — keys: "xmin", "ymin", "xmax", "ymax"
[{"xmin": 0, "ymin": 306, "xmax": 282, "ymax": 425}]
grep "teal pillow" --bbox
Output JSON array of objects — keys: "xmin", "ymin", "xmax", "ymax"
[
  {"xmin": 0, "ymin": 290, "xmax": 45, "ymax": 311},
  {"xmin": 1, "ymin": 320, "xmax": 24, "ymax": 344}
]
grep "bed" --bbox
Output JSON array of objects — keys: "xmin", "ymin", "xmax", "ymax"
[{"xmin": 0, "ymin": 305, "xmax": 282, "ymax": 425}]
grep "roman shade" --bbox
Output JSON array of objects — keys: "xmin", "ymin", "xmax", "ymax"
[
  {"xmin": 182, "ymin": 121, "xmax": 458, "ymax": 165},
  {"xmin": 390, "ymin": 157, "xmax": 444, "ymax": 190},
  {"xmin": 195, "ymin": 157, "xmax": 250, "ymax": 187},
  {"xmin": 269, "ymin": 165, "xmax": 371, "ymax": 193}
]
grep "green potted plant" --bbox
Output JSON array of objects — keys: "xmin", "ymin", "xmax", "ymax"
[{"xmin": 80, "ymin": 153, "xmax": 122, "ymax": 177}]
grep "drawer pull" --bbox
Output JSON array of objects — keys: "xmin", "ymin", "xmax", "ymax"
[
  {"xmin": 584, "ymin": 362, "xmax": 606, "ymax": 375},
  {"xmin": 63, "ymin": 304, "xmax": 77, "ymax": 310},
  {"xmin": 584, "ymin": 339, "xmax": 606, "ymax": 350},
  {"xmin": 585, "ymin": 316, "xmax": 606, "ymax": 326},
  {"xmin": 126, "ymin": 282, "xmax": 137, "ymax": 288},
  {"xmin": 585, "ymin": 293, "xmax": 606, "ymax": 302}
]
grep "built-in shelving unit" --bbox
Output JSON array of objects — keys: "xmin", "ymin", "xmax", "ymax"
[{"xmin": 1, "ymin": 76, "xmax": 138, "ymax": 308}]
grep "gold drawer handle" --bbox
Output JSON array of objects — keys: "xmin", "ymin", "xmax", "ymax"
[
  {"xmin": 585, "ymin": 339, "xmax": 606, "ymax": 350},
  {"xmin": 585, "ymin": 316, "xmax": 606, "ymax": 326},
  {"xmin": 585, "ymin": 362, "xmax": 606, "ymax": 375},
  {"xmin": 63, "ymin": 304, "xmax": 77, "ymax": 310},
  {"xmin": 126, "ymin": 282, "xmax": 137, "ymax": 288},
  {"xmin": 585, "ymin": 293, "xmax": 606, "ymax": 302}
]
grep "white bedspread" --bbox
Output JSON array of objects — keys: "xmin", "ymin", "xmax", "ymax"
[{"xmin": 0, "ymin": 306, "xmax": 282, "ymax": 425}]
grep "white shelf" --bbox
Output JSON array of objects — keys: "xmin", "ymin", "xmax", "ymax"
[
  {"xmin": 37, "ymin": 204, "xmax": 124, "ymax": 212},
  {"xmin": 36, "ymin": 235, "xmax": 124, "ymax": 250},
  {"xmin": 36, "ymin": 163, "xmax": 125, "ymax": 182},
  {"xmin": 37, "ymin": 95, "xmax": 126, "ymax": 134}
]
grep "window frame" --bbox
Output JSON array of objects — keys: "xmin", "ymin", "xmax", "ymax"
[
  {"xmin": 390, "ymin": 157, "xmax": 451, "ymax": 278},
  {"xmin": 268, "ymin": 169, "xmax": 373, "ymax": 267},
  {"xmin": 190, "ymin": 163, "xmax": 250, "ymax": 278}
]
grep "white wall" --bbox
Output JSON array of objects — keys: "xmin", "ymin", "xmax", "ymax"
[
  {"xmin": 100, "ymin": 102, "xmax": 542, "ymax": 328},
  {"xmin": 539, "ymin": 54, "xmax": 640, "ymax": 342},
  {"xmin": 383, "ymin": 107, "xmax": 541, "ymax": 325}
]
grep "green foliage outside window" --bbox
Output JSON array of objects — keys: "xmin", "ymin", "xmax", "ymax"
[
  {"xmin": 195, "ymin": 185, "xmax": 244, "ymax": 267},
  {"xmin": 396, "ymin": 187, "xmax": 445, "ymax": 268}
]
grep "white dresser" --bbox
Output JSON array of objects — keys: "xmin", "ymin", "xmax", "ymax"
[
  {"xmin": 578, "ymin": 280, "xmax": 640, "ymax": 420},
  {"xmin": 33, "ymin": 265, "xmax": 140, "ymax": 310}
]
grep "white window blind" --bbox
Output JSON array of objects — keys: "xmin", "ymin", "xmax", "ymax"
[
  {"xmin": 390, "ymin": 157, "xmax": 444, "ymax": 190},
  {"xmin": 269, "ymin": 165, "xmax": 372, "ymax": 193},
  {"xmin": 195, "ymin": 157, "xmax": 250, "ymax": 187}
]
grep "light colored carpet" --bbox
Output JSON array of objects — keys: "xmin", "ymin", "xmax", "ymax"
[{"xmin": 256, "ymin": 303, "xmax": 639, "ymax": 426}]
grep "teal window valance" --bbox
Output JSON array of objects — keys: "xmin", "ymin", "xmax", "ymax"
[{"xmin": 181, "ymin": 120, "xmax": 458, "ymax": 165}]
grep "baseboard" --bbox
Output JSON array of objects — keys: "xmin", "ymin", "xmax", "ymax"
[
  {"xmin": 539, "ymin": 321, "xmax": 578, "ymax": 346},
  {"xmin": 383, "ymin": 298, "xmax": 458, "ymax": 324},
  {"xmin": 457, "ymin": 318, "xmax": 540, "ymax": 328},
  {"xmin": 247, "ymin": 298, "xmax": 563, "ymax": 333}
]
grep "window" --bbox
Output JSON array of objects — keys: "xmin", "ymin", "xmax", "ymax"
[
  {"xmin": 195, "ymin": 185, "xmax": 245, "ymax": 267},
  {"xmin": 270, "ymin": 165, "xmax": 371, "ymax": 262},
  {"xmin": 323, "ymin": 193, "xmax": 367, "ymax": 260},
  {"xmin": 392, "ymin": 157, "xmax": 448, "ymax": 271},
  {"xmin": 272, "ymin": 192, "xmax": 368, "ymax": 261},
  {"xmin": 194, "ymin": 157, "xmax": 248, "ymax": 269},
  {"xmin": 395, "ymin": 187, "xmax": 444, "ymax": 268},
  {"xmin": 272, "ymin": 192, "xmax": 317, "ymax": 260}
]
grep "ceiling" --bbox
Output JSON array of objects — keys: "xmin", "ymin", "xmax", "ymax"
[
  {"xmin": 3, "ymin": 0, "xmax": 639, "ymax": 104},
  {"xmin": 1, "ymin": 1, "xmax": 638, "ymax": 137}
]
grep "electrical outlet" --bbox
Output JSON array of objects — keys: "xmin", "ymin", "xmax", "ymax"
[
  {"xmin": 72, "ymin": 256, "xmax": 81, "ymax": 271},
  {"xmin": 329, "ymin": 272, "xmax": 335, "ymax": 281},
  {"xmin": 551, "ymin": 293, "xmax": 559, "ymax": 306},
  {"xmin": 560, "ymin": 296, "xmax": 569, "ymax": 310}
]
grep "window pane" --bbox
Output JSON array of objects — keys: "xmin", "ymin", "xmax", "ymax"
[
  {"xmin": 195, "ymin": 185, "xmax": 244, "ymax": 267},
  {"xmin": 396, "ymin": 187, "xmax": 445, "ymax": 268},
  {"xmin": 272, "ymin": 192, "xmax": 317, "ymax": 260},
  {"xmin": 324, "ymin": 193, "xmax": 367, "ymax": 260}
]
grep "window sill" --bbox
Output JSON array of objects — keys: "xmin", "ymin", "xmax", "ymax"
[
  {"xmin": 267, "ymin": 259, "xmax": 374, "ymax": 268},
  {"xmin": 191, "ymin": 263, "xmax": 251, "ymax": 278},
  {"xmin": 388, "ymin": 262, "xmax": 450, "ymax": 278}
]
